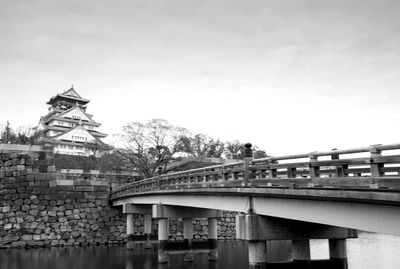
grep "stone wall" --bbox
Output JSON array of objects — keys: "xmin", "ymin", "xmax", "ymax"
[
  {"xmin": 0, "ymin": 151, "xmax": 126, "ymax": 248},
  {"xmin": 0, "ymin": 150, "xmax": 237, "ymax": 249}
]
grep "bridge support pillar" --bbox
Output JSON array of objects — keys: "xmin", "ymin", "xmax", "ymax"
[
  {"xmin": 248, "ymin": 240, "xmax": 267, "ymax": 269},
  {"xmin": 183, "ymin": 218, "xmax": 194, "ymax": 262},
  {"xmin": 158, "ymin": 218, "xmax": 169, "ymax": 263},
  {"xmin": 208, "ymin": 218, "xmax": 218, "ymax": 261},
  {"xmin": 126, "ymin": 213, "xmax": 134, "ymax": 250},
  {"xmin": 329, "ymin": 239, "xmax": 347, "ymax": 259},
  {"xmin": 144, "ymin": 213, "xmax": 152, "ymax": 249},
  {"xmin": 235, "ymin": 214, "xmax": 246, "ymax": 239},
  {"xmin": 292, "ymin": 240, "xmax": 311, "ymax": 261},
  {"xmin": 329, "ymin": 239, "xmax": 348, "ymax": 268}
]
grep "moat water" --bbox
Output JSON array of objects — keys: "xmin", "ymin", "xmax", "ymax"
[{"xmin": 1, "ymin": 232, "xmax": 399, "ymax": 269}]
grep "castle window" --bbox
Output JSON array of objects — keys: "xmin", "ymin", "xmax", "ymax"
[{"xmin": 72, "ymin": 135, "xmax": 87, "ymax": 141}]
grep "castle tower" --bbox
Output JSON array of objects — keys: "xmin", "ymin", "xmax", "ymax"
[{"xmin": 34, "ymin": 86, "xmax": 108, "ymax": 156}]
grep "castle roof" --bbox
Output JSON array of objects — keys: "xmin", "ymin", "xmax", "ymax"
[
  {"xmin": 47, "ymin": 87, "xmax": 90, "ymax": 105},
  {"xmin": 55, "ymin": 105, "xmax": 99, "ymax": 124},
  {"xmin": 51, "ymin": 124, "xmax": 97, "ymax": 142}
]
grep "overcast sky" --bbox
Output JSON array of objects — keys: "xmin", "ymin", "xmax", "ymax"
[{"xmin": 1, "ymin": 0, "xmax": 400, "ymax": 155}]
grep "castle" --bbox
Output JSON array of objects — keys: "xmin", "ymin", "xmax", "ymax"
[{"xmin": 34, "ymin": 87, "xmax": 107, "ymax": 156}]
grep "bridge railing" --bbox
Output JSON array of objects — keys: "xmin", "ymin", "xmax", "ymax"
[{"xmin": 111, "ymin": 143, "xmax": 400, "ymax": 199}]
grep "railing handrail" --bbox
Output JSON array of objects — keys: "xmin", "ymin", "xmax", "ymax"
[
  {"xmin": 111, "ymin": 143, "xmax": 400, "ymax": 195},
  {"xmin": 253, "ymin": 143, "xmax": 400, "ymax": 163}
]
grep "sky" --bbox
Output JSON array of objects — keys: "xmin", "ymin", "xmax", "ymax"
[{"xmin": 1, "ymin": 0, "xmax": 400, "ymax": 155}]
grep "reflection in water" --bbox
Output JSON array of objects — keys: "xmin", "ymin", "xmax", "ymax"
[{"xmin": 0, "ymin": 232, "xmax": 399, "ymax": 269}]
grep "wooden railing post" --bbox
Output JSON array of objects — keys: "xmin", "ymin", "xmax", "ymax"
[
  {"xmin": 268, "ymin": 159, "xmax": 277, "ymax": 178},
  {"xmin": 287, "ymin": 167, "xmax": 296, "ymax": 178},
  {"xmin": 370, "ymin": 145, "xmax": 383, "ymax": 183},
  {"xmin": 231, "ymin": 171, "xmax": 236, "ymax": 181},
  {"xmin": 331, "ymin": 149, "xmax": 347, "ymax": 177},
  {"xmin": 243, "ymin": 143, "xmax": 253, "ymax": 187},
  {"xmin": 309, "ymin": 154, "xmax": 319, "ymax": 178}
]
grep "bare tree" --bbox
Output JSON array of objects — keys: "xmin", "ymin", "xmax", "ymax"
[
  {"xmin": 189, "ymin": 134, "xmax": 225, "ymax": 158},
  {"xmin": 117, "ymin": 119, "xmax": 192, "ymax": 177}
]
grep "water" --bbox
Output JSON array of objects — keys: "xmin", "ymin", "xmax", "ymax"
[{"xmin": 1, "ymin": 232, "xmax": 399, "ymax": 269}]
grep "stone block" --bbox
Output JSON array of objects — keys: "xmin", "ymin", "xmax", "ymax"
[
  {"xmin": 40, "ymin": 188, "xmax": 57, "ymax": 194},
  {"xmin": 49, "ymin": 180, "xmax": 57, "ymax": 188},
  {"xmin": 47, "ymin": 165, "xmax": 56, "ymax": 172},
  {"xmin": 22, "ymin": 234, "xmax": 33, "ymax": 241},
  {"xmin": 64, "ymin": 192, "xmax": 85, "ymax": 199},
  {"xmin": 17, "ymin": 165, "xmax": 25, "ymax": 171},
  {"xmin": 90, "ymin": 181, "xmax": 108, "ymax": 186},
  {"xmin": 34, "ymin": 173, "xmax": 47, "ymax": 181},
  {"xmin": 55, "ymin": 174, "xmax": 66, "ymax": 180},
  {"xmin": 55, "ymin": 179, "xmax": 74, "ymax": 186},
  {"xmin": 76, "ymin": 186, "xmax": 95, "ymax": 192},
  {"xmin": 47, "ymin": 211, "xmax": 56, "ymax": 217},
  {"xmin": 17, "ymin": 187, "xmax": 26, "ymax": 193},
  {"xmin": 74, "ymin": 180, "xmax": 92, "ymax": 186},
  {"xmin": 39, "ymin": 181, "xmax": 49, "ymax": 187},
  {"xmin": 57, "ymin": 186, "xmax": 75, "ymax": 191},
  {"xmin": 29, "ymin": 209, "xmax": 39, "ymax": 216},
  {"xmin": 84, "ymin": 193, "xmax": 96, "ymax": 199},
  {"xmin": 94, "ymin": 186, "xmax": 108, "ymax": 191},
  {"xmin": 94, "ymin": 192, "xmax": 109, "ymax": 199},
  {"xmin": 33, "ymin": 235, "xmax": 41, "ymax": 241}
]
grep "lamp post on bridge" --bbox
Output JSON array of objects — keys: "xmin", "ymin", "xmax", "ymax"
[
  {"xmin": 157, "ymin": 166, "xmax": 162, "ymax": 189},
  {"xmin": 243, "ymin": 143, "xmax": 253, "ymax": 187}
]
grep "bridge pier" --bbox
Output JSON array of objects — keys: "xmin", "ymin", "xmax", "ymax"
[
  {"xmin": 208, "ymin": 218, "xmax": 218, "ymax": 261},
  {"xmin": 126, "ymin": 213, "xmax": 134, "ymax": 250},
  {"xmin": 248, "ymin": 240, "xmax": 267, "ymax": 269},
  {"xmin": 153, "ymin": 204, "xmax": 222, "ymax": 263},
  {"xmin": 183, "ymin": 218, "xmax": 194, "ymax": 262},
  {"xmin": 329, "ymin": 239, "xmax": 348, "ymax": 268},
  {"xmin": 158, "ymin": 218, "xmax": 169, "ymax": 263},
  {"xmin": 329, "ymin": 239, "xmax": 347, "ymax": 259},
  {"xmin": 123, "ymin": 204, "xmax": 153, "ymax": 250},
  {"xmin": 292, "ymin": 240, "xmax": 311, "ymax": 261},
  {"xmin": 144, "ymin": 213, "xmax": 152, "ymax": 249},
  {"xmin": 236, "ymin": 214, "xmax": 356, "ymax": 268}
]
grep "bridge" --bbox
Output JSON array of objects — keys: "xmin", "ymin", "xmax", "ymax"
[{"xmin": 110, "ymin": 143, "xmax": 400, "ymax": 268}]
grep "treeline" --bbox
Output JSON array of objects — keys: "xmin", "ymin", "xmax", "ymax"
[
  {"xmin": 0, "ymin": 121, "xmax": 35, "ymax": 144},
  {"xmin": 115, "ymin": 119, "xmax": 268, "ymax": 178},
  {"xmin": 1, "ymin": 119, "xmax": 268, "ymax": 178}
]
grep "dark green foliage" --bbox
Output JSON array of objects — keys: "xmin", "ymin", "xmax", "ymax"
[{"xmin": 54, "ymin": 152, "xmax": 124, "ymax": 171}]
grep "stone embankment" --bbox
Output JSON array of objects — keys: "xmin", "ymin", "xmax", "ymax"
[
  {"xmin": 0, "ymin": 152, "xmax": 125, "ymax": 248},
  {"xmin": 0, "ymin": 150, "xmax": 237, "ymax": 248}
]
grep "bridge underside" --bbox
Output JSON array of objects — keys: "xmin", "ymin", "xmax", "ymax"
[{"xmin": 113, "ymin": 189, "xmax": 400, "ymax": 236}]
